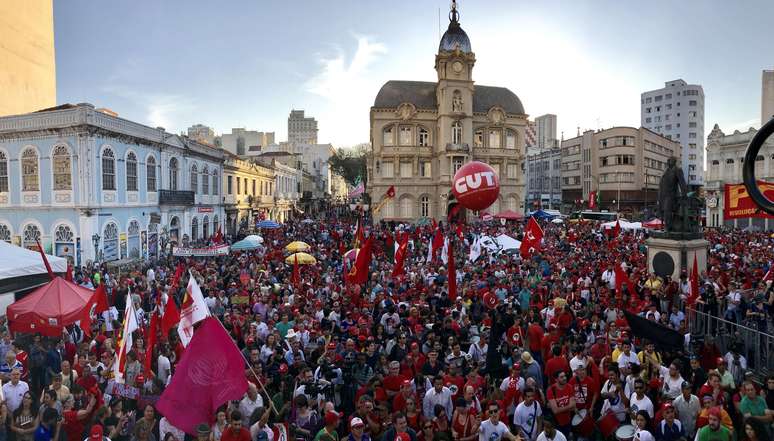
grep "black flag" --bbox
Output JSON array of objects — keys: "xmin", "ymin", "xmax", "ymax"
[{"xmin": 623, "ymin": 310, "xmax": 684, "ymax": 351}]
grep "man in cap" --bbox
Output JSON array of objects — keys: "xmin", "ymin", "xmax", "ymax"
[
  {"xmin": 695, "ymin": 408, "xmax": 731, "ymax": 441},
  {"xmin": 315, "ymin": 411, "xmax": 341, "ymax": 441},
  {"xmin": 346, "ymin": 417, "xmax": 370, "ymax": 441},
  {"xmin": 654, "ymin": 403, "xmax": 684, "ymax": 441}
]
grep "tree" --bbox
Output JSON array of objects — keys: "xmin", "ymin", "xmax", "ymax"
[{"xmin": 328, "ymin": 144, "xmax": 368, "ymax": 187}]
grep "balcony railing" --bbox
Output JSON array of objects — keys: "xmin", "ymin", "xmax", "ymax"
[
  {"xmin": 159, "ymin": 190, "xmax": 195, "ymax": 205},
  {"xmin": 446, "ymin": 143, "xmax": 470, "ymax": 153}
]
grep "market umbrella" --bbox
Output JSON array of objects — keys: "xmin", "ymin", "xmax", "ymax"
[
  {"xmin": 230, "ymin": 237, "xmax": 263, "ymax": 251},
  {"xmin": 493, "ymin": 210, "xmax": 523, "ymax": 220},
  {"xmin": 7, "ymin": 277, "xmax": 96, "ymax": 336},
  {"xmin": 285, "ymin": 241, "xmax": 311, "ymax": 253},
  {"xmin": 551, "ymin": 218, "xmax": 564, "ymax": 224},
  {"xmin": 244, "ymin": 234, "xmax": 264, "ymax": 244},
  {"xmin": 642, "ymin": 218, "xmax": 663, "ymax": 229},
  {"xmin": 285, "ymin": 253, "xmax": 317, "ymax": 265},
  {"xmin": 257, "ymin": 220, "xmax": 280, "ymax": 229}
]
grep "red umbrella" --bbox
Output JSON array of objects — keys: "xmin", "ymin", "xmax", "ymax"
[{"xmin": 7, "ymin": 277, "xmax": 97, "ymax": 336}]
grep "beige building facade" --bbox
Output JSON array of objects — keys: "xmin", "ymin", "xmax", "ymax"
[
  {"xmin": 0, "ymin": 0, "xmax": 56, "ymax": 117},
  {"xmin": 368, "ymin": 5, "xmax": 527, "ymax": 221},
  {"xmin": 222, "ymin": 154, "xmax": 276, "ymax": 235},
  {"xmin": 560, "ymin": 127, "xmax": 681, "ymax": 217}
]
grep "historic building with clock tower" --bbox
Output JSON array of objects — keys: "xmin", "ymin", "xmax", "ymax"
[{"xmin": 368, "ymin": 1, "xmax": 528, "ymax": 221}]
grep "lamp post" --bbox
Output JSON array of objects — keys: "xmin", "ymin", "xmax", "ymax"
[
  {"xmin": 91, "ymin": 233, "xmax": 100, "ymax": 265},
  {"xmin": 616, "ymin": 172, "xmax": 621, "ymax": 212}
]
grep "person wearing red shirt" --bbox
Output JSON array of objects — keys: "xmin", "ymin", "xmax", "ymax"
[
  {"xmin": 507, "ymin": 323, "xmax": 525, "ymax": 349},
  {"xmin": 541, "ymin": 325, "xmax": 560, "ymax": 365},
  {"xmin": 383, "ymin": 361, "xmax": 407, "ymax": 397},
  {"xmin": 393, "ymin": 380, "xmax": 417, "ymax": 414},
  {"xmin": 527, "ymin": 321, "xmax": 544, "ymax": 365},
  {"xmin": 544, "ymin": 346, "xmax": 569, "ymax": 385},
  {"xmin": 547, "ymin": 371, "xmax": 576, "ymax": 437},
  {"xmin": 221, "ymin": 410, "xmax": 251, "ymax": 441},
  {"xmin": 698, "ymin": 371, "xmax": 725, "ymax": 407},
  {"xmin": 409, "ymin": 342, "xmax": 426, "ymax": 373},
  {"xmin": 444, "ymin": 364, "xmax": 466, "ymax": 402},
  {"xmin": 463, "ymin": 365, "xmax": 486, "ymax": 402},
  {"xmin": 569, "ymin": 363, "xmax": 598, "ymax": 414}
]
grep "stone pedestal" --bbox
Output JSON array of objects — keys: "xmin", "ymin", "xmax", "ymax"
[{"xmin": 646, "ymin": 237, "xmax": 710, "ymax": 280}]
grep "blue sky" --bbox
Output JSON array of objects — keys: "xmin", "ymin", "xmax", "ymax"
[{"xmin": 55, "ymin": 0, "xmax": 774, "ymax": 147}]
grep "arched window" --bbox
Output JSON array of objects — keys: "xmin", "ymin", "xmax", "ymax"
[
  {"xmin": 22, "ymin": 224, "xmax": 41, "ymax": 250},
  {"xmin": 203, "ymin": 215, "xmax": 209, "ymax": 239},
  {"xmin": 169, "ymin": 216, "xmax": 180, "ymax": 243},
  {"xmin": 101, "ymin": 148, "xmax": 115, "ymax": 191},
  {"xmin": 103, "ymin": 222, "xmax": 119, "ymax": 261},
  {"xmin": 54, "ymin": 224, "xmax": 75, "ymax": 263},
  {"xmin": 52, "ymin": 145, "xmax": 72, "ymax": 190},
  {"xmin": 191, "ymin": 217, "xmax": 199, "ymax": 241},
  {"xmin": 126, "ymin": 152, "xmax": 138, "ymax": 191},
  {"xmin": 213, "ymin": 215, "xmax": 219, "ymax": 234},
  {"xmin": 452, "ymin": 122, "xmax": 462, "ymax": 144},
  {"xmin": 146, "ymin": 156, "xmax": 157, "ymax": 192},
  {"xmin": 0, "ymin": 151, "xmax": 7, "ymax": 193},
  {"xmin": 474, "ymin": 130, "xmax": 484, "ymax": 147},
  {"xmin": 190, "ymin": 164, "xmax": 198, "ymax": 192},
  {"xmin": 21, "ymin": 148, "xmax": 40, "ymax": 191},
  {"xmin": 202, "ymin": 166, "xmax": 209, "ymax": 195},
  {"xmin": 211, "ymin": 170, "xmax": 218, "ymax": 196},
  {"xmin": 400, "ymin": 197, "xmax": 413, "ymax": 218},
  {"xmin": 127, "ymin": 220, "xmax": 140, "ymax": 258},
  {"xmin": 488, "ymin": 129, "xmax": 501, "ymax": 148},
  {"xmin": 169, "ymin": 158, "xmax": 179, "ymax": 190},
  {"xmin": 383, "ymin": 126, "xmax": 394, "ymax": 146},
  {"xmin": 0, "ymin": 224, "xmax": 10, "ymax": 242},
  {"xmin": 420, "ymin": 196, "xmax": 431, "ymax": 218}
]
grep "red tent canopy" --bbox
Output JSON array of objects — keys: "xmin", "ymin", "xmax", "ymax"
[
  {"xmin": 494, "ymin": 209, "xmax": 524, "ymax": 220},
  {"xmin": 7, "ymin": 277, "xmax": 96, "ymax": 336}
]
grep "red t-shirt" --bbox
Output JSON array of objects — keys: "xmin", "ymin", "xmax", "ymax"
[
  {"xmin": 507, "ymin": 325, "xmax": 524, "ymax": 347},
  {"xmin": 392, "ymin": 391, "xmax": 416, "ymax": 413},
  {"xmin": 221, "ymin": 427, "xmax": 251, "ymax": 441},
  {"xmin": 545, "ymin": 356, "xmax": 569, "ymax": 384},
  {"xmin": 444, "ymin": 374, "xmax": 465, "ymax": 401},
  {"xmin": 527, "ymin": 324, "xmax": 544, "ymax": 353},
  {"xmin": 63, "ymin": 410, "xmax": 85, "ymax": 441},
  {"xmin": 383, "ymin": 374, "xmax": 407, "ymax": 394},
  {"xmin": 568, "ymin": 376, "xmax": 598, "ymax": 410},
  {"xmin": 547, "ymin": 383, "xmax": 574, "ymax": 426}
]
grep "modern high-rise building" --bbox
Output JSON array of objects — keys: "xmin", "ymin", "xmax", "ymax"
[
  {"xmin": 287, "ymin": 110, "xmax": 318, "ymax": 145},
  {"xmin": 641, "ymin": 79, "xmax": 705, "ymax": 188},
  {"xmin": 525, "ymin": 120, "xmax": 537, "ymax": 149},
  {"xmin": 535, "ymin": 114, "xmax": 557, "ymax": 149},
  {"xmin": 0, "ymin": 0, "xmax": 56, "ymax": 116},
  {"xmin": 187, "ymin": 124, "xmax": 215, "ymax": 145},
  {"xmin": 762, "ymin": 69, "xmax": 774, "ymax": 125},
  {"xmin": 220, "ymin": 128, "xmax": 275, "ymax": 156}
]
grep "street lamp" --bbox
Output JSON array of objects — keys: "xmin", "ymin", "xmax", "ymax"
[{"xmin": 91, "ymin": 233, "xmax": 100, "ymax": 264}]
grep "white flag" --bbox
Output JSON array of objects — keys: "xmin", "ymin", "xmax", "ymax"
[
  {"xmin": 441, "ymin": 238, "xmax": 449, "ymax": 265},
  {"xmin": 178, "ymin": 272, "xmax": 211, "ymax": 347},
  {"xmin": 114, "ymin": 291, "xmax": 139, "ymax": 383},
  {"xmin": 469, "ymin": 236, "xmax": 482, "ymax": 262}
]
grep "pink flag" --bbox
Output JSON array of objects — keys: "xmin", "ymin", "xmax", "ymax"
[{"xmin": 156, "ymin": 317, "xmax": 248, "ymax": 435}]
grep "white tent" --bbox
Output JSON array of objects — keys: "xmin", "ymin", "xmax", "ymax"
[
  {"xmin": 0, "ymin": 241, "xmax": 67, "ymax": 280},
  {"xmin": 601, "ymin": 220, "xmax": 643, "ymax": 231},
  {"xmin": 495, "ymin": 234, "xmax": 521, "ymax": 251}
]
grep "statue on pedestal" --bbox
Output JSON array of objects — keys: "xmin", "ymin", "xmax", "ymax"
[{"xmin": 656, "ymin": 157, "xmax": 703, "ymax": 238}]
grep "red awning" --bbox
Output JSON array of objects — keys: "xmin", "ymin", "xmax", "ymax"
[
  {"xmin": 493, "ymin": 209, "xmax": 524, "ymax": 220},
  {"xmin": 643, "ymin": 218, "xmax": 663, "ymax": 229},
  {"xmin": 7, "ymin": 277, "xmax": 96, "ymax": 336}
]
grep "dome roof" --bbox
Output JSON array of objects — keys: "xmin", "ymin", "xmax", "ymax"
[
  {"xmin": 373, "ymin": 81, "xmax": 525, "ymax": 115},
  {"xmin": 439, "ymin": 21, "xmax": 471, "ymax": 53}
]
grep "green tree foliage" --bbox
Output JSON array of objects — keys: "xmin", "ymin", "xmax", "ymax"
[{"xmin": 328, "ymin": 144, "xmax": 368, "ymax": 187}]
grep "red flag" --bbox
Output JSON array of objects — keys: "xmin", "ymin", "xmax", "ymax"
[
  {"xmin": 161, "ymin": 294, "xmax": 180, "ymax": 332},
  {"xmin": 687, "ymin": 255, "xmax": 700, "ymax": 306},
  {"xmin": 763, "ymin": 264, "xmax": 773, "ymax": 282},
  {"xmin": 386, "ymin": 185, "xmax": 396, "ymax": 198},
  {"xmin": 156, "ymin": 317, "xmax": 248, "ymax": 435},
  {"xmin": 353, "ymin": 220, "xmax": 364, "ymax": 249},
  {"xmin": 347, "ymin": 237, "xmax": 374, "ymax": 285},
  {"xmin": 614, "ymin": 264, "xmax": 636, "ymax": 296},
  {"xmin": 428, "ymin": 227, "xmax": 445, "ymax": 262},
  {"xmin": 292, "ymin": 254, "xmax": 300, "ymax": 286},
  {"xmin": 448, "ymin": 236, "xmax": 457, "ymax": 302},
  {"xmin": 34, "ymin": 240, "xmax": 54, "ymax": 279},
  {"xmin": 65, "ymin": 265, "xmax": 73, "ymax": 282},
  {"xmin": 392, "ymin": 233, "xmax": 409, "ymax": 277},
  {"xmin": 213, "ymin": 226, "xmax": 223, "ymax": 245},
  {"xmin": 93, "ymin": 283, "xmax": 109, "ymax": 314},
  {"xmin": 520, "ymin": 217, "xmax": 544, "ymax": 259},
  {"xmin": 589, "ymin": 191, "xmax": 597, "ymax": 210},
  {"xmin": 145, "ymin": 313, "xmax": 160, "ymax": 377},
  {"xmin": 612, "ymin": 220, "xmax": 621, "ymax": 238}
]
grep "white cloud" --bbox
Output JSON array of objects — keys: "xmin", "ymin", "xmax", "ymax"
[{"xmin": 305, "ymin": 36, "xmax": 388, "ymax": 146}]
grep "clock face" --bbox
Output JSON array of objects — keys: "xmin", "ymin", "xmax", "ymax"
[{"xmin": 452, "ymin": 61, "xmax": 463, "ymax": 73}]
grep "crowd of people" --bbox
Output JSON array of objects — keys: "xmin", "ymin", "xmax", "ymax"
[{"xmin": 1, "ymin": 214, "xmax": 773, "ymax": 441}]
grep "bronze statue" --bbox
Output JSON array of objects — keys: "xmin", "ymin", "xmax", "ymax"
[{"xmin": 657, "ymin": 156, "xmax": 688, "ymax": 232}]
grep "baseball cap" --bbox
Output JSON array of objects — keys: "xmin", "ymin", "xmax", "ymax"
[
  {"xmin": 350, "ymin": 417, "xmax": 364, "ymax": 428},
  {"xmin": 324, "ymin": 411, "xmax": 341, "ymax": 426},
  {"xmin": 90, "ymin": 425, "xmax": 104, "ymax": 441}
]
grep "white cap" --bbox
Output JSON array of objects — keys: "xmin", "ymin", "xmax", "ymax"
[{"xmin": 350, "ymin": 417, "xmax": 364, "ymax": 428}]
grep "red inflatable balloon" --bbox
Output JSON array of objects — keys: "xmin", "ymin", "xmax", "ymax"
[{"xmin": 451, "ymin": 161, "xmax": 500, "ymax": 211}]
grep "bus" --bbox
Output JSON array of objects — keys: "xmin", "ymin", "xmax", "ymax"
[{"xmin": 570, "ymin": 211, "xmax": 619, "ymax": 222}]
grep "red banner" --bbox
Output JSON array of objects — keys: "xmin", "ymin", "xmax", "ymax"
[{"xmin": 723, "ymin": 181, "xmax": 774, "ymax": 219}]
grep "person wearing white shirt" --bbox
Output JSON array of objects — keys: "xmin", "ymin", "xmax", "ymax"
[
  {"xmin": 616, "ymin": 343, "xmax": 640, "ymax": 372},
  {"xmin": 656, "ymin": 362, "xmax": 685, "ymax": 400},
  {"xmin": 628, "ymin": 379, "xmax": 654, "ymax": 425},
  {"xmin": 479, "ymin": 402, "xmax": 518, "ymax": 441},
  {"xmin": 160, "ymin": 416, "xmax": 186, "ymax": 441},
  {"xmin": 601, "ymin": 266, "xmax": 616, "ymax": 290},
  {"xmin": 249, "ymin": 407, "xmax": 274, "ymax": 441},
  {"xmin": 423, "ymin": 376, "xmax": 453, "ymax": 422},
  {"xmin": 513, "ymin": 387, "xmax": 542, "ymax": 441},
  {"xmin": 2, "ymin": 369, "xmax": 28, "ymax": 413},
  {"xmin": 157, "ymin": 348, "xmax": 171, "ymax": 384},
  {"xmin": 239, "ymin": 384, "xmax": 264, "ymax": 426},
  {"xmin": 535, "ymin": 419, "xmax": 567, "ymax": 441}
]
